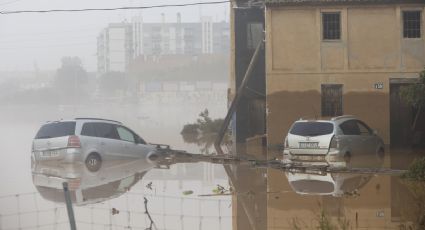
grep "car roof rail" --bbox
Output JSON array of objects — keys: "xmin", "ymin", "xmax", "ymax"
[
  {"xmin": 331, "ymin": 115, "xmax": 356, "ymax": 121},
  {"xmin": 45, "ymin": 119, "xmax": 68, "ymax": 123},
  {"xmin": 75, "ymin": 117, "xmax": 122, "ymax": 124},
  {"xmin": 299, "ymin": 115, "xmax": 333, "ymax": 121},
  {"xmin": 299, "ymin": 116, "xmax": 319, "ymax": 121}
]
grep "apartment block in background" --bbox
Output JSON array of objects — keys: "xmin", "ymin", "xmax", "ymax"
[
  {"xmin": 97, "ymin": 23, "xmax": 133, "ymax": 74},
  {"xmin": 131, "ymin": 14, "xmax": 230, "ymax": 57},
  {"xmin": 98, "ymin": 15, "xmax": 230, "ymax": 74}
]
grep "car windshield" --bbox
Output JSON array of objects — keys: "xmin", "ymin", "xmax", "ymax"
[
  {"xmin": 35, "ymin": 122, "xmax": 76, "ymax": 139},
  {"xmin": 289, "ymin": 122, "xmax": 334, "ymax": 136}
]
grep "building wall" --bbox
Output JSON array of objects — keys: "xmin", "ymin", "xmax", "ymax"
[
  {"xmin": 265, "ymin": 4, "xmax": 425, "ymax": 146},
  {"xmin": 202, "ymin": 16, "xmax": 214, "ymax": 54},
  {"xmin": 267, "ymin": 168, "xmax": 396, "ymax": 229},
  {"xmin": 108, "ymin": 27, "xmax": 127, "ymax": 72},
  {"xmin": 132, "ymin": 17, "xmax": 142, "ymax": 58},
  {"xmin": 98, "ymin": 19, "xmax": 230, "ymax": 74},
  {"xmin": 97, "ymin": 23, "xmax": 133, "ymax": 74},
  {"xmin": 138, "ymin": 21, "xmax": 229, "ymax": 56},
  {"xmin": 229, "ymin": 7, "xmax": 236, "ymax": 101},
  {"xmin": 97, "ymin": 30, "xmax": 107, "ymax": 73}
]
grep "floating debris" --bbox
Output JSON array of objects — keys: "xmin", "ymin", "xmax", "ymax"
[{"xmin": 182, "ymin": 190, "xmax": 194, "ymax": 195}]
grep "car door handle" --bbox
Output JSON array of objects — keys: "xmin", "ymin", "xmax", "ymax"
[{"xmin": 100, "ymin": 142, "xmax": 106, "ymax": 146}]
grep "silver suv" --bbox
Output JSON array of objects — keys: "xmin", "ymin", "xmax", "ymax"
[
  {"xmin": 283, "ymin": 115, "xmax": 385, "ymax": 167},
  {"xmin": 32, "ymin": 118, "xmax": 157, "ymax": 172},
  {"xmin": 33, "ymin": 157, "xmax": 153, "ymax": 205}
]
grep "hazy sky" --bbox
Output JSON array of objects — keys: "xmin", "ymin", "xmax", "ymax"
[{"xmin": 0, "ymin": 0, "xmax": 230, "ymax": 72}]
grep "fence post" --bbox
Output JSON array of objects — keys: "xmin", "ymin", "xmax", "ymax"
[
  {"xmin": 63, "ymin": 182, "xmax": 77, "ymax": 230},
  {"xmin": 16, "ymin": 194, "xmax": 21, "ymax": 230}
]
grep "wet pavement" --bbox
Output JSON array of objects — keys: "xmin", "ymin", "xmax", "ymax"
[{"xmin": 1, "ymin": 93, "xmax": 425, "ymax": 230}]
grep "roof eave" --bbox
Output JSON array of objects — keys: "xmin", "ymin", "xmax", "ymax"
[{"xmin": 265, "ymin": 0, "xmax": 425, "ymax": 7}]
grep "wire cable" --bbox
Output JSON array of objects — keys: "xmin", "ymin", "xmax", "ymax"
[{"xmin": 0, "ymin": 1, "xmax": 230, "ymax": 15}]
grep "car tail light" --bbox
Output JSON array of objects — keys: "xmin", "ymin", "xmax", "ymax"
[
  {"xmin": 68, "ymin": 135, "xmax": 81, "ymax": 148},
  {"xmin": 330, "ymin": 136, "xmax": 338, "ymax": 149}
]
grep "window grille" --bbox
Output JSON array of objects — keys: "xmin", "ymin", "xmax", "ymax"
[
  {"xmin": 322, "ymin": 13, "xmax": 341, "ymax": 40},
  {"xmin": 403, "ymin": 11, "xmax": 422, "ymax": 38},
  {"xmin": 321, "ymin": 84, "xmax": 343, "ymax": 117}
]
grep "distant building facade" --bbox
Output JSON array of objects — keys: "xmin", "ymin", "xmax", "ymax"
[
  {"xmin": 132, "ymin": 14, "xmax": 230, "ymax": 57},
  {"xmin": 97, "ymin": 23, "xmax": 133, "ymax": 74},
  {"xmin": 98, "ymin": 16, "xmax": 230, "ymax": 74}
]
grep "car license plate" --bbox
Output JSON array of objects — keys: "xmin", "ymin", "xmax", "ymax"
[
  {"xmin": 299, "ymin": 142, "xmax": 319, "ymax": 149},
  {"xmin": 41, "ymin": 150, "xmax": 60, "ymax": 157}
]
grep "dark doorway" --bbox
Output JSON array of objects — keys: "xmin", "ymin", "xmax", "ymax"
[
  {"xmin": 321, "ymin": 84, "xmax": 343, "ymax": 117},
  {"xmin": 233, "ymin": 7, "xmax": 266, "ymax": 146}
]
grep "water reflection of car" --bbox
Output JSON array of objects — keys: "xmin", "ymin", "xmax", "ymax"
[
  {"xmin": 32, "ymin": 157, "xmax": 154, "ymax": 206},
  {"xmin": 286, "ymin": 171, "xmax": 371, "ymax": 197},
  {"xmin": 32, "ymin": 118, "xmax": 158, "ymax": 172},
  {"xmin": 283, "ymin": 115, "xmax": 385, "ymax": 167}
]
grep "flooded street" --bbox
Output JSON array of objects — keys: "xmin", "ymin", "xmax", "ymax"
[
  {"xmin": 1, "ymin": 91, "xmax": 424, "ymax": 230},
  {"xmin": 0, "ymin": 92, "xmax": 233, "ymax": 230}
]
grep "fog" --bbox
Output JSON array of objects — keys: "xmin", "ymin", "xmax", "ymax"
[
  {"xmin": 0, "ymin": 2, "xmax": 231, "ymax": 229},
  {"xmin": 0, "ymin": 0, "xmax": 229, "ymax": 71}
]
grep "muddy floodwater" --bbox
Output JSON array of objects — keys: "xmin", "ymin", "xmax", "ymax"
[{"xmin": 1, "ymin": 92, "xmax": 424, "ymax": 230}]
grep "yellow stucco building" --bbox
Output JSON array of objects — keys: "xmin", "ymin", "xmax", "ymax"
[
  {"xmin": 264, "ymin": 0, "xmax": 425, "ymax": 150},
  {"xmin": 228, "ymin": 1, "xmax": 425, "ymax": 229}
]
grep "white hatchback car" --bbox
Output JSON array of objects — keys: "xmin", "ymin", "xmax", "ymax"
[
  {"xmin": 286, "ymin": 171, "xmax": 371, "ymax": 197},
  {"xmin": 283, "ymin": 115, "xmax": 385, "ymax": 167},
  {"xmin": 32, "ymin": 118, "xmax": 158, "ymax": 172}
]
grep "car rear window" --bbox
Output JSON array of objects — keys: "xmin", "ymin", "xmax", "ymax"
[
  {"xmin": 35, "ymin": 122, "xmax": 76, "ymax": 139},
  {"xmin": 289, "ymin": 122, "xmax": 334, "ymax": 136}
]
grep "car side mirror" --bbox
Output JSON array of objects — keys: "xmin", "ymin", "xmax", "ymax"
[{"xmin": 373, "ymin": 130, "xmax": 378, "ymax": 135}]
